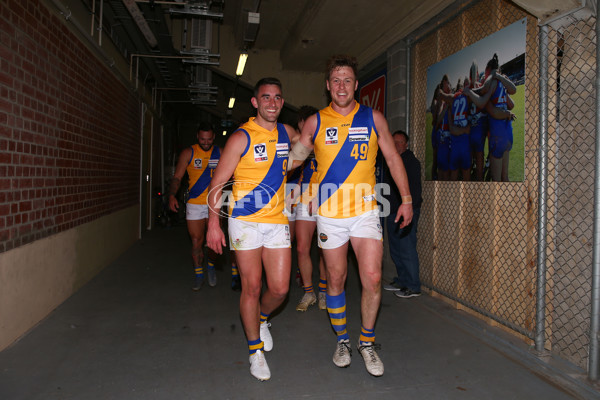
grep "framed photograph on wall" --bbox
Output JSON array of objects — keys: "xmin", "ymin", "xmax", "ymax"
[{"xmin": 425, "ymin": 18, "xmax": 526, "ymax": 182}]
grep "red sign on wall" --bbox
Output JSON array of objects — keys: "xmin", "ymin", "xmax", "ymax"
[{"xmin": 358, "ymin": 74, "xmax": 386, "ymax": 115}]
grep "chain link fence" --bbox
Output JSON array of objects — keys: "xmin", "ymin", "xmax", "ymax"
[
  {"xmin": 411, "ymin": 0, "xmax": 596, "ymax": 371},
  {"xmin": 546, "ymin": 16, "xmax": 596, "ymax": 370}
]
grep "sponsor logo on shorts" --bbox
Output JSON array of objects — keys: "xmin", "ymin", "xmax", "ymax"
[
  {"xmin": 232, "ymin": 238, "xmax": 242, "ymax": 250},
  {"xmin": 193, "ymin": 158, "xmax": 202, "ymax": 168},
  {"xmin": 319, "ymin": 233, "xmax": 328, "ymax": 242},
  {"xmin": 325, "ymin": 127, "xmax": 338, "ymax": 145},
  {"xmin": 254, "ymin": 143, "xmax": 268, "ymax": 162}
]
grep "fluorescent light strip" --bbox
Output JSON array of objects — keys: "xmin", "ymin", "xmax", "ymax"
[{"xmin": 236, "ymin": 53, "xmax": 248, "ymax": 76}]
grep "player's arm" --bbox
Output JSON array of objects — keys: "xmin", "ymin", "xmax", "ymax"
[
  {"xmin": 168, "ymin": 147, "xmax": 192, "ymax": 212},
  {"xmin": 487, "ymin": 103, "xmax": 515, "ymax": 120},
  {"xmin": 506, "ymin": 94, "xmax": 515, "ymax": 110},
  {"xmin": 288, "ymin": 114, "xmax": 316, "ymax": 171},
  {"xmin": 373, "ymin": 110, "xmax": 413, "ymax": 228},
  {"xmin": 435, "ymin": 102, "xmax": 447, "ymax": 130},
  {"xmin": 463, "ymin": 78, "xmax": 494, "ymax": 109},
  {"xmin": 437, "ymin": 90, "xmax": 454, "ymax": 105},
  {"xmin": 495, "ymin": 73, "xmax": 517, "ymax": 95},
  {"xmin": 206, "ymin": 131, "xmax": 246, "ymax": 254}
]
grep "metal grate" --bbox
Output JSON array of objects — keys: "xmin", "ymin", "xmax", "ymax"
[
  {"xmin": 545, "ymin": 18, "xmax": 596, "ymax": 369},
  {"xmin": 410, "ymin": 0, "xmax": 597, "ymax": 371}
]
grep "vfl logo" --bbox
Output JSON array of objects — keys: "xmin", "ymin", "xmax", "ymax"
[
  {"xmin": 325, "ymin": 127, "xmax": 338, "ymax": 145},
  {"xmin": 193, "ymin": 158, "xmax": 202, "ymax": 168},
  {"xmin": 254, "ymin": 143, "xmax": 268, "ymax": 162},
  {"xmin": 319, "ymin": 233, "xmax": 328, "ymax": 242}
]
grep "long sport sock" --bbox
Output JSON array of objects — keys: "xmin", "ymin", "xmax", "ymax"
[
  {"xmin": 260, "ymin": 312, "xmax": 270, "ymax": 325},
  {"xmin": 326, "ymin": 291, "xmax": 349, "ymax": 341},
  {"xmin": 359, "ymin": 325, "xmax": 375, "ymax": 346},
  {"xmin": 318, "ymin": 279, "xmax": 327, "ymax": 293},
  {"xmin": 248, "ymin": 338, "xmax": 264, "ymax": 355}
]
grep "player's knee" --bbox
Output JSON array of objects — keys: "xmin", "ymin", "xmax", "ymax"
[
  {"xmin": 190, "ymin": 235, "xmax": 205, "ymax": 247},
  {"xmin": 361, "ymin": 268, "xmax": 381, "ymax": 290},
  {"xmin": 269, "ymin": 284, "xmax": 289, "ymax": 300},
  {"xmin": 296, "ymin": 240, "xmax": 311, "ymax": 256},
  {"xmin": 327, "ymin": 273, "xmax": 346, "ymax": 292},
  {"xmin": 242, "ymin": 280, "xmax": 262, "ymax": 298}
]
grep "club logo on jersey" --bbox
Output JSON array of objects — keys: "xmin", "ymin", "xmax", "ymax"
[
  {"xmin": 319, "ymin": 233, "xmax": 328, "ymax": 242},
  {"xmin": 276, "ymin": 143, "xmax": 289, "ymax": 158},
  {"xmin": 325, "ymin": 127, "xmax": 338, "ymax": 145},
  {"xmin": 254, "ymin": 143, "xmax": 268, "ymax": 162},
  {"xmin": 193, "ymin": 158, "xmax": 202, "ymax": 168},
  {"xmin": 208, "ymin": 159, "xmax": 219, "ymax": 168},
  {"xmin": 348, "ymin": 127, "xmax": 369, "ymax": 142}
]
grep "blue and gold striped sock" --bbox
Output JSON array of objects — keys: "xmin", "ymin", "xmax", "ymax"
[
  {"xmin": 359, "ymin": 325, "xmax": 375, "ymax": 345},
  {"xmin": 327, "ymin": 291, "xmax": 349, "ymax": 341},
  {"xmin": 303, "ymin": 284, "xmax": 314, "ymax": 294},
  {"xmin": 248, "ymin": 338, "xmax": 263, "ymax": 355},
  {"xmin": 194, "ymin": 265, "xmax": 204, "ymax": 277},
  {"xmin": 260, "ymin": 312, "xmax": 270, "ymax": 325},
  {"xmin": 231, "ymin": 264, "xmax": 239, "ymax": 277},
  {"xmin": 207, "ymin": 260, "xmax": 215, "ymax": 271},
  {"xmin": 318, "ymin": 279, "xmax": 327, "ymax": 293}
]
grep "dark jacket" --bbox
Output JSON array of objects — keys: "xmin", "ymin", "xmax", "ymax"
[{"xmin": 385, "ymin": 149, "xmax": 422, "ymax": 211}]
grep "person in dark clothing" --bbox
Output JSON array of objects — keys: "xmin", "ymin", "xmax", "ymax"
[{"xmin": 383, "ymin": 130, "xmax": 423, "ymax": 298}]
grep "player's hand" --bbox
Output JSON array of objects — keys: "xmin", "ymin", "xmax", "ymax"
[
  {"xmin": 206, "ymin": 226, "xmax": 226, "ymax": 255},
  {"xmin": 395, "ymin": 203, "xmax": 413, "ymax": 228},
  {"xmin": 168, "ymin": 195, "xmax": 179, "ymax": 212}
]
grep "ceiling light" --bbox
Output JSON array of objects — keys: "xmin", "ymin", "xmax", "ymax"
[
  {"xmin": 236, "ymin": 53, "xmax": 248, "ymax": 76},
  {"xmin": 222, "ymin": 130, "xmax": 227, "ymax": 136},
  {"xmin": 228, "ymin": 97, "xmax": 236, "ymax": 108}
]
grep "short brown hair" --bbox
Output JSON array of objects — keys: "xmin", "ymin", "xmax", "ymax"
[
  {"xmin": 254, "ymin": 77, "xmax": 282, "ymax": 98},
  {"xmin": 326, "ymin": 55, "xmax": 358, "ymax": 81}
]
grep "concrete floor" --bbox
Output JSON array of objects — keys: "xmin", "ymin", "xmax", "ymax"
[{"xmin": 1, "ymin": 224, "xmax": 599, "ymax": 399}]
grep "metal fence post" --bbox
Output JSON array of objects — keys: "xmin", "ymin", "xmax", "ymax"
[
  {"xmin": 535, "ymin": 24, "xmax": 549, "ymax": 352},
  {"xmin": 588, "ymin": 0, "xmax": 600, "ymax": 380}
]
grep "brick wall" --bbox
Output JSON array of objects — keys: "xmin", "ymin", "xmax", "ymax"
[{"xmin": 0, "ymin": 0, "xmax": 141, "ymax": 252}]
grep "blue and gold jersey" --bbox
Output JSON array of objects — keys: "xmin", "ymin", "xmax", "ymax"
[
  {"xmin": 229, "ymin": 117, "xmax": 290, "ymax": 224},
  {"xmin": 186, "ymin": 144, "xmax": 220, "ymax": 205},
  {"xmin": 298, "ymin": 156, "xmax": 317, "ymax": 205},
  {"xmin": 313, "ymin": 102, "xmax": 378, "ymax": 218}
]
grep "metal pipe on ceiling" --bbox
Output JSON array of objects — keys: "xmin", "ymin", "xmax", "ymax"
[{"xmin": 122, "ymin": 0, "xmax": 158, "ymax": 47}]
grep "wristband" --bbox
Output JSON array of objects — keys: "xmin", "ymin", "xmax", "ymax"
[{"xmin": 401, "ymin": 195, "xmax": 412, "ymax": 204}]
